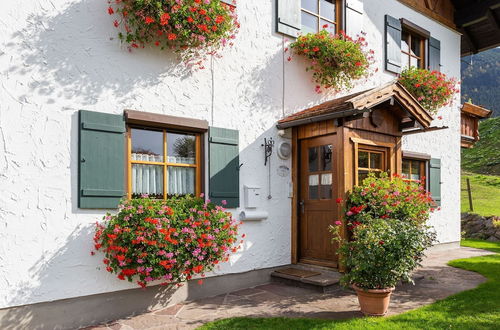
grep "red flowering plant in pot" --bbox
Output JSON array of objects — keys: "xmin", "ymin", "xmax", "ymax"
[
  {"xmin": 398, "ymin": 67, "xmax": 459, "ymax": 115},
  {"xmin": 288, "ymin": 29, "xmax": 375, "ymax": 93},
  {"xmin": 92, "ymin": 195, "xmax": 242, "ymax": 288},
  {"xmin": 108, "ymin": 0, "xmax": 239, "ymax": 68},
  {"xmin": 330, "ymin": 173, "xmax": 436, "ymax": 316}
]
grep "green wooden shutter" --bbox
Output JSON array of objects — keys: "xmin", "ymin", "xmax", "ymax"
[
  {"xmin": 428, "ymin": 37, "xmax": 441, "ymax": 72},
  {"xmin": 209, "ymin": 127, "xmax": 239, "ymax": 208},
  {"xmin": 79, "ymin": 110, "xmax": 126, "ymax": 209},
  {"xmin": 277, "ymin": 0, "xmax": 301, "ymax": 38},
  {"xmin": 385, "ymin": 15, "xmax": 402, "ymax": 74},
  {"xmin": 429, "ymin": 158, "xmax": 441, "ymax": 207}
]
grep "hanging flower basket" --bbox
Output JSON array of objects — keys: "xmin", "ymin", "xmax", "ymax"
[
  {"xmin": 289, "ymin": 29, "xmax": 374, "ymax": 93},
  {"xmin": 108, "ymin": 0, "xmax": 239, "ymax": 67},
  {"xmin": 398, "ymin": 67, "xmax": 459, "ymax": 115},
  {"xmin": 92, "ymin": 195, "xmax": 243, "ymax": 288}
]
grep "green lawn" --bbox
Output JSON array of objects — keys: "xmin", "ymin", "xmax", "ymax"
[
  {"xmin": 200, "ymin": 239, "xmax": 500, "ymax": 330},
  {"xmin": 461, "ymin": 172, "xmax": 500, "ymax": 216}
]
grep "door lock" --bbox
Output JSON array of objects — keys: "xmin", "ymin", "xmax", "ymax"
[{"xmin": 299, "ymin": 200, "xmax": 305, "ymax": 214}]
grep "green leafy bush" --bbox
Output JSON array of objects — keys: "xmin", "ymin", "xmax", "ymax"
[
  {"xmin": 289, "ymin": 30, "xmax": 374, "ymax": 93},
  {"xmin": 331, "ymin": 173, "xmax": 436, "ymax": 289},
  {"xmin": 334, "ymin": 218, "xmax": 435, "ymax": 289},
  {"xmin": 92, "ymin": 195, "xmax": 242, "ymax": 288}
]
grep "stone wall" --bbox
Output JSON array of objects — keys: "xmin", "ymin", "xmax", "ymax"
[{"xmin": 461, "ymin": 213, "xmax": 500, "ymax": 242}]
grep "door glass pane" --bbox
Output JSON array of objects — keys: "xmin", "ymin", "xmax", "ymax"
[
  {"xmin": 358, "ymin": 151, "xmax": 369, "ymax": 168},
  {"xmin": 168, "ymin": 167, "xmax": 195, "ymax": 197},
  {"xmin": 131, "ymin": 128, "xmax": 163, "ymax": 162},
  {"xmin": 411, "ymin": 161, "xmax": 421, "ymax": 181},
  {"xmin": 321, "ymin": 145, "xmax": 332, "ymax": 171},
  {"xmin": 401, "ymin": 31, "xmax": 410, "ymax": 53},
  {"xmin": 309, "ymin": 147, "xmax": 319, "ymax": 172},
  {"xmin": 309, "ymin": 174, "xmax": 319, "ymax": 199},
  {"xmin": 320, "ymin": 0, "xmax": 335, "ymax": 21},
  {"xmin": 167, "ymin": 133, "xmax": 196, "ymax": 164},
  {"xmin": 320, "ymin": 19, "xmax": 336, "ymax": 33},
  {"xmin": 302, "ymin": 11, "xmax": 318, "ymax": 34},
  {"xmin": 320, "ymin": 173, "xmax": 332, "ymax": 199},
  {"xmin": 302, "ymin": 0, "xmax": 318, "ymax": 13},
  {"xmin": 370, "ymin": 152, "xmax": 382, "ymax": 169},
  {"xmin": 358, "ymin": 170, "xmax": 369, "ymax": 183},
  {"xmin": 402, "ymin": 160, "xmax": 410, "ymax": 179},
  {"xmin": 131, "ymin": 164, "xmax": 164, "ymax": 199}
]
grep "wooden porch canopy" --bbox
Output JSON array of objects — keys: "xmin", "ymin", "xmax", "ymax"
[
  {"xmin": 460, "ymin": 102, "xmax": 492, "ymax": 148},
  {"xmin": 277, "ymin": 81, "xmax": 434, "ymax": 132}
]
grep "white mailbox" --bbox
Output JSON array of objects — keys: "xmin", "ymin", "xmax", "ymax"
[{"xmin": 244, "ymin": 185, "xmax": 261, "ymax": 208}]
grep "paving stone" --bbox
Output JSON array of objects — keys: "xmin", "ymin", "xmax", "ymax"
[
  {"xmin": 154, "ymin": 304, "xmax": 184, "ymax": 316},
  {"xmin": 86, "ymin": 247, "xmax": 493, "ymax": 329}
]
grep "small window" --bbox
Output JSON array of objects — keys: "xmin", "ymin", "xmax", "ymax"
[
  {"xmin": 400, "ymin": 20, "xmax": 429, "ymax": 70},
  {"xmin": 402, "ymin": 158, "xmax": 427, "ymax": 188},
  {"xmin": 301, "ymin": 0, "xmax": 339, "ymax": 34},
  {"xmin": 356, "ymin": 146, "xmax": 387, "ymax": 184},
  {"xmin": 128, "ymin": 127, "xmax": 201, "ymax": 199}
]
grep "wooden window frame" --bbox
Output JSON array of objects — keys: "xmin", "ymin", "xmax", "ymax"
[
  {"xmin": 400, "ymin": 19, "xmax": 429, "ymax": 69},
  {"xmin": 127, "ymin": 126, "xmax": 203, "ymax": 200},
  {"xmin": 402, "ymin": 151, "xmax": 430, "ymax": 189},
  {"xmin": 355, "ymin": 144, "xmax": 389, "ymax": 186},
  {"xmin": 301, "ymin": 0, "xmax": 342, "ymax": 33}
]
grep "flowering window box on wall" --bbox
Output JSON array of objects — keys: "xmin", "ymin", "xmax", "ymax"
[
  {"xmin": 288, "ymin": 29, "xmax": 374, "ymax": 93},
  {"xmin": 108, "ymin": 0, "xmax": 239, "ymax": 67}
]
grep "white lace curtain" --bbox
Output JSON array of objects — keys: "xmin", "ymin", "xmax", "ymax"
[{"xmin": 131, "ymin": 153, "xmax": 195, "ymax": 196}]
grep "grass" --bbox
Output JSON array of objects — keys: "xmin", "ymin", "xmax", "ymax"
[
  {"xmin": 199, "ymin": 239, "xmax": 500, "ymax": 330},
  {"xmin": 461, "ymin": 172, "xmax": 500, "ymax": 216},
  {"xmin": 461, "ymin": 117, "xmax": 500, "ymax": 176}
]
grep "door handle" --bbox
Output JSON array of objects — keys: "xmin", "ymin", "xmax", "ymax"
[{"xmin": 299, "ymin": 200, "xmax": 305, "ymax": 214}]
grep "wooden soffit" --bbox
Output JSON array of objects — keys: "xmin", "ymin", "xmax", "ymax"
[
  {"xmin": 277, "ymin": 81, "xmax": 434, "ymax": 129},
  {"xmin": 461, "ymin": 103, "xmax": 493, "ymax": 119}
]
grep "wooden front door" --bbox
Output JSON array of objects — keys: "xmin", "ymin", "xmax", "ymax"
[{"xmin": 299, "ymin": 134, "xmax": 338, "ymax": 267}]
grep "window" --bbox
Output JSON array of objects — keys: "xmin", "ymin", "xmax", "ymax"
[
  {"xmin": 402, "ymin": 152, "xmax": 431, "ymax": 189},
  {"xmin": 402, "ymin": 159, "xmax": 426, "ymax": 184},
  {"xmin": 301, "ymin": 0, "xmax": 339, "ymax": 34},
  {"xmin": 401, "ymin": 30, "xmax": 425, "ymax": 69},
  {"xmin": 307, "ymin": 144, "xmax": 333, "ymax": 200},
  {"xmin": 356, "ymin": 146, "xmax": 387, "ymax": 184},
  {"xmin": 127, "ymin": 127, "xmax": 202, "ymax": 199}
]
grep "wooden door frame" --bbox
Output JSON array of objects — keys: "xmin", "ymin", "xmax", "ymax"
[{"xmin": 291, "ymin": 127, "xmax": 340, "ymax": 266}]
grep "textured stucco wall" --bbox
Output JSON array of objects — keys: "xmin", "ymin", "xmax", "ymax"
[{"xmin": 0, "ymin": 0, "xmax": 461, "ymax": 308}]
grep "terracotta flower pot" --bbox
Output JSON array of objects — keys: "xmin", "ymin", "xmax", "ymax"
[{"xmin": 352, "ymin": 284, "xmax": 395, "ymax": 316}]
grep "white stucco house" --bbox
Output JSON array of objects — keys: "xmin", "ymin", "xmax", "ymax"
[{"xmin": 2, "ymin": 0, "xmax": 495, "ymax": 328}]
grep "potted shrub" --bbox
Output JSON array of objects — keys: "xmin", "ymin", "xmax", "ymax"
[
  {"xmin": 289, "ymin": 29, "xmax": 374, "ymax": 93},
  {"xmin": 330, "ymin": 173, "xmax": 436, "ymax": 316},
  {"xmin": 398, "ymin": 67, "xmax": 459, "ymax": 115},
  {"xmin": 108, "ymin": 0, "xmax": 239, "ymax": 68},
  {"xmin": 92, "ymin": 195, "xmax": 242, "ymax": 288}
]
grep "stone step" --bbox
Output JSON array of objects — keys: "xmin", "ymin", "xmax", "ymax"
[{"xmin": 271, "ymin": 264, "xmax": 342, "ymax": 293}]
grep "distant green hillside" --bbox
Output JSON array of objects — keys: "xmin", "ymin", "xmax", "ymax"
[
  {"xmin": 462, "ymin": 117, "xmax": 500, "ymax": 175},
  {"xmin": 461, "ymin": 48, "xmax": 500, "ymax": 117}
]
